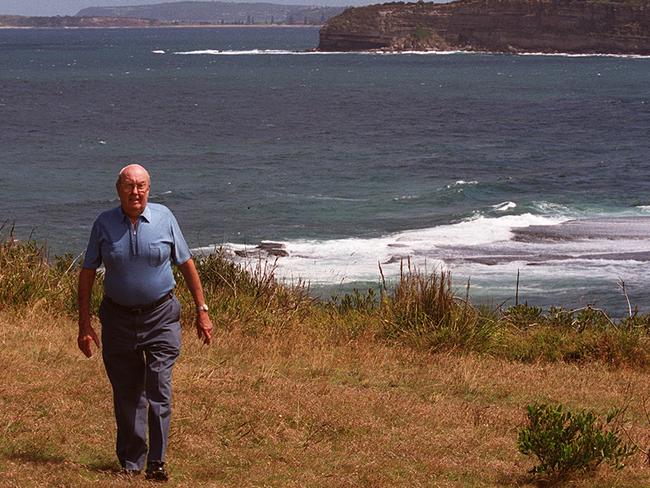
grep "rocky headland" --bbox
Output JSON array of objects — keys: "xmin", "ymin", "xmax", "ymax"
[
  {"xmin": 0, "ymin": 15, "xmax": 164, "ymax": 28},
  {"xmin": 318, "ymin": 0, "xmax": 650, "ymax": 54},
  {"xmin": 77, "ymin": 1, "xmax": 344, "ymax": 26}
]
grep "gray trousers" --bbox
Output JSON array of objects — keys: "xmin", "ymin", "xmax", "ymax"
[{"xmin": 99, "ymin": 295, "xmax": 181, "ymax": 471}]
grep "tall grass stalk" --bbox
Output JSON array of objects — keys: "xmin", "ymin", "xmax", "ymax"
[{"xmin": 378, "ymin": 260, "xmax": 499, "ymax": 353}]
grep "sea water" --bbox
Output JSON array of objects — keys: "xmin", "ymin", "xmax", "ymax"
[{"xmin": 1, "ymin": 27, "xmax": 649, "ymax": 315}]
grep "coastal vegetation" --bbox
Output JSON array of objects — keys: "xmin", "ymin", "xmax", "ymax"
[{"xmin": 2, "ymin": 233, "xmax": 650, "ymax": 486}]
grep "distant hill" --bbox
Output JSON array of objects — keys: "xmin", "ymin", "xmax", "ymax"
[
  {"xmin": 0, "ymin": 15, "xmax": 163, "ymax": 27},
  {"xmin": 77, "ymin": 1, "xmax": 345, "ymax": 25}
]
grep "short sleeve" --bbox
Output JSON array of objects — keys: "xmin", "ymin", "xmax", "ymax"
[
  {"xmin": 82, "ymin": 220, "xmax": 102, "ymax": 269},
  {"xmin": 169, "ymin": 211, "xmax": 191, "ymax": 265}
]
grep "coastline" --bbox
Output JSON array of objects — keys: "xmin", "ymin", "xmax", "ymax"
[{"xmin": 0, "ymin": 23, "xmax": 322, "ymax": 29}]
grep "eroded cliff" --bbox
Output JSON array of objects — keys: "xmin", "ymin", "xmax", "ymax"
[{"xmin": 318, "ymin": 0, "xmax": 650, "ymax": 54}]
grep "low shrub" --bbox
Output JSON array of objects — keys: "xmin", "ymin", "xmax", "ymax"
[{"xmin": 517, "ymin": 402, "xmax": 635, "ymax": 477}]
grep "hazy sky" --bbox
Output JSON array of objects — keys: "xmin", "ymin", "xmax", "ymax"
[{"xmin": 0, "ymin": 0, "xmax": 370, "ymax": 16}]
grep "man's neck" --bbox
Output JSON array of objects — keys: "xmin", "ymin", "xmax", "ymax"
[{"xmin": 121, "ymin": 207, "xmax": 143, "ymax": 226}]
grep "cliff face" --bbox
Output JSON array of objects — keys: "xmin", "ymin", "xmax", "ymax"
[{"xmin": 318, "ymin": 0, "xmax": 650, "ymax": 54}]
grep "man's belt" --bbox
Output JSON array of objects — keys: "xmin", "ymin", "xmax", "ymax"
[{"xmin": 104, "ymin": 292, "xmax": 174, "ymax": 315}]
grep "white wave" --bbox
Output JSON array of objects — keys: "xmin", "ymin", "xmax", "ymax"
[
  {"xmin": 373, "ymin": 50, "xmax": 466, "ymax": 56},
  {"xmin": 203, "ymin": 213, "xmax": 569, "ymax": 285},
  {"xmin": 492, "ymin": 201, "xmax": 516, "ymax": 212},
  {"xmin": 152, "ymin": 50, "xmax": 165, "ymax": 54},
  {"xmin": 173, "ymin": 49, "xmax": 344, "ymax": 56},
  {"xmin": 636, "ymin": 205, "xmax": 650, "ymax": 212},
  {"xmin": 445, "ymin": 180, "xmax": 478, "ymax": 190},
  {"xmin": 307, "ymin": 194, "xmax": 364, "ymax": 202},
  {"xmin": 518, "ymin": 51, "xmax": 650, "ymax": 59},
  {"xmin": 530, "ymin": 201, "xmax": 576, "ymax": 216},
  {"xmin": 171, "ymin": 48, "xmax": 469, "ymax": 56},
  {"xmin": 370, "ymin": 49, "xmax": 649, "ymax": 59}
]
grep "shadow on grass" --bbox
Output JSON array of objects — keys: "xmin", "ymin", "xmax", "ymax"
[
  {"xmin": 7, "ymin": 449, "xmax": 66, "ymax": 465},
  {"xmin": 5, "ymin": 445, "xmax": 121, "ymax": 475},
  {"xmin": 500, "ymin": 471, "xmax": 590, "ymax": 487},
  {"xmin": 86, "ymin": 458, "xmax": 121, "ymax": 473}
]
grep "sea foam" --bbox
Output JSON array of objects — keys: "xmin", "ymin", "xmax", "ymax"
[{"xmin": 206, "ymin": 213, "xmax": 570, "ymax": 284}]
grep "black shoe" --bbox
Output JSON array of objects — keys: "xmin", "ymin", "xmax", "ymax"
[{"xmin": 145, "ymin": 461, "xmax": 169, "ymax": 482}]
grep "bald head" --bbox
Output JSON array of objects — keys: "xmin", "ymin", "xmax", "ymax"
[
  {"xmin": 116, "ymin": 164, "xmax": 151, "ymax": 221},
  {"xmin": 116, "ymin": 164, "xmax": 150, "ymax": 188}
]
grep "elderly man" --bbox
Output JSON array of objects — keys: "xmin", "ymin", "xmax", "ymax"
[{"xmin": 77, "ymin": 164, "xmax": 213, "ymax": 482}]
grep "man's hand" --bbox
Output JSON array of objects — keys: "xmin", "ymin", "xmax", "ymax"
[
  {"xmin": 178, "ymin": 258, "xmax": 213, "ymax": 346},
  {"xmin": 78, "ymin": 324, "xmax": 100, "ymax": 358},
  {"xmin": 78, "ymin": 267, "xmax": 98, "ymax": 357},
  {"xmin": 196, "ymin": 312, "xmax": 213, "ymax": 345}
]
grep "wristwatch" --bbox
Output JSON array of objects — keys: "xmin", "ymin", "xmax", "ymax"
[{"xmin": 196, "ymin": 304, "xmax": 209, "ymax": 313}]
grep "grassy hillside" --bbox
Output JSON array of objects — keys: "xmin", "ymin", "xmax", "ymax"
[{"xmin": 2, "ymin": 235, "xmax": 650, "ymax": 486}]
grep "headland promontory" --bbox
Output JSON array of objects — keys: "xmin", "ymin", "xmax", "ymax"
[{"xmin": 318, "ymin": 0, "xmax": 650, "ymax": 55}]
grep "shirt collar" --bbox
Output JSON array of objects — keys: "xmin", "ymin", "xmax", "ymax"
[{"xmin": 120, "ymin": 205, "xmax": 151, "ymax": 223}]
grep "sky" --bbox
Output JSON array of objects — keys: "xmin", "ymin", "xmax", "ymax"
[{"xmin": 0, "ymin": 0, "xmax": 372, "ymax": 16}]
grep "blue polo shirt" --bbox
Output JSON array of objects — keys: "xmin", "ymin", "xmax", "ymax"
[{"xmin": 82, "ymin": 203, "xmax": 192, "ymax": 307}]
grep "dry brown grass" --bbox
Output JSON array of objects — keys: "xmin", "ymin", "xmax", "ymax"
[{"xmin": 2, "ymin": 304, "xmax": 650, "ymax": 487}]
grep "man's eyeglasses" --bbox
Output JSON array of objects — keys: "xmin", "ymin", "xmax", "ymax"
[{"xmin": 120, "ymin": 183, "xmax": 149, "ymax": 192}]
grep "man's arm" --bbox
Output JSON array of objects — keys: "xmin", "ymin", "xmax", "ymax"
[
  {"xmin": 78, "ymin": 267, "xmax": 100, "ymax": 357},
  {"xmin": 178, "ymin": 258, "xmax": 213, "ymax": 345}
]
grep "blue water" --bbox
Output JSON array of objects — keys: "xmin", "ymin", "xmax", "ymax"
[{"xmin": 1, "ymin": 27, "xmax": 649, "ymax": 314}]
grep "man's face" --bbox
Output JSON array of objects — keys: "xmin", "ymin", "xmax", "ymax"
[{"xmin": 117, "ymin": 168, "xmax": 150, "ymax": 218}]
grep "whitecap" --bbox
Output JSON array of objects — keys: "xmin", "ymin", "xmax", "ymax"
[
  {"xmin": 518, "ymin": 51, "xmax": 650, "ymax": 59},
  {"xmin": 530, "ymin": 201, "xmax": 575, "ymax": 216},
  {"xmin": 152, "ymin": 50, "xmax": 165, "ymax": 54},
  {"xmin": 492, "ymin": 201, "xmax": 516, "ymax": 212},
  {"xmin": 174, "ymin": 49, "xmax": 309, "ymax": 56}
]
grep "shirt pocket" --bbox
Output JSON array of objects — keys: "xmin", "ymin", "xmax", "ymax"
[{"xmin": 149, "ymin": 243, "xmax": 171, "ymax": 267}]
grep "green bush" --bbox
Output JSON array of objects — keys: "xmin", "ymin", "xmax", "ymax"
[
  {"xmin": 517, "ymin": 403, "xmax": 635, "ymax": 476},
  {"xmin": 503, "ymin": 304, "xmax": 543, "ymax": 329}
]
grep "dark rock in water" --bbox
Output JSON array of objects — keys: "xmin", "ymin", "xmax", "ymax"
[
  {"xmin": 513, "ymin": 217, "xmax": 650, "ymax": 242},
  {"xmin": 318, "ymin": 0, "xmax": 650, "ymax": 55},
  {"xmin": 267, "ymin": 248, "xmax": 289, "ymax": 257},
  {"xmin": 234, "ymin": 241, "xmax": 289, "ymax": 258},
  {"xmin": 257, "ymin": 241, "xmax": 285, "ymax": 251},
  {"xmin": 257, "ymin": 241, "xmax": 289, "ymax": 257}
]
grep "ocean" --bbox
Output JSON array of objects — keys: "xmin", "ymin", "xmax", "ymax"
[{"xmin": 1, "ymin": 26, "xmax": 649, "ymax": 315}]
